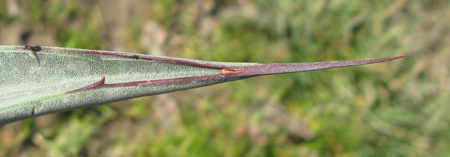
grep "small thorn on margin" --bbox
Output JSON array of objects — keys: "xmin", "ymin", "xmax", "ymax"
[
  {"xmin": 66, "ymin": 76, "xmax": 106, "ymax": 94},
  {"xmin": 25, "ymin": 44, "xmax": 42, "ymax": 64},
  {"xmin": 25, "ymin": 44, "xmax": 42, "ymax": 51},
  {"xmin": 31, "ymin": 106, "xmax": 36, "ymax": 116}
]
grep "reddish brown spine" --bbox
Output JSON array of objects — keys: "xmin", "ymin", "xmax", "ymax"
[{"xmin": 64, "ymin": 53, "xmax": 410, "ymax": 94}]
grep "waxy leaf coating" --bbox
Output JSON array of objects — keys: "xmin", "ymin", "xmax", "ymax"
[{"xmin": 0, "ymin": 45, "xmax": 409, "ymax": 125}]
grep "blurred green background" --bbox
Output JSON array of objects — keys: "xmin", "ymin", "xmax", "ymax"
[{"xmin": 0, "ymin": 0, "xmax": 448, "ymax": 156}]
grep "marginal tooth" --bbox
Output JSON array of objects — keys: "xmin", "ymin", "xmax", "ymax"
[
  {"xmin": 25, "ymin": 45, "xmax": 42, "ymax": 65},
  {"xmin": 66, "ymin": 76, "xmax": 106, "ymax": 93}
]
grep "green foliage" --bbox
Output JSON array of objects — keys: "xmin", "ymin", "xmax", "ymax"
[{"xmin": 0, "ymin": 0, "xmax": 446, "ymax": 156}]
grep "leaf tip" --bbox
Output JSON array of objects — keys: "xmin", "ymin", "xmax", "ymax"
[{"xmin": 384, "ymin": 55, "xmax": 411, "ymax": 61}]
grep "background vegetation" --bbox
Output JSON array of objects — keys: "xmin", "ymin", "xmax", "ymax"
[{"xmin": 0, "ymin": 0, "xmax": 448, "ymax": 156}]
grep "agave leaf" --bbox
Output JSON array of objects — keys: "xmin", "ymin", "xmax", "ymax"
[{"xmin": 0, "ymin": 45, "xmax": 409, "ymax": 125}]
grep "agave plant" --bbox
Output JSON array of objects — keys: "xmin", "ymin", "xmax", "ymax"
[{"xmin": 0, "ymin": 45, "xmax": 409, "ymax": 125}]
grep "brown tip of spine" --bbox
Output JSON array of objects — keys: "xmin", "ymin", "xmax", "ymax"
[{"xmin": 385, "ymin": 55, "xmax": 411, "ymax": 61}]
